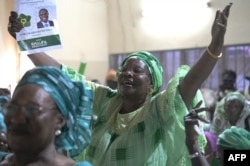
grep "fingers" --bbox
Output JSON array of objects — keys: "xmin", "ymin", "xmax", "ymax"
[
  {"xmin": 9, "ymin": 11, "xmax": 18, "ymax": 24},
  {"xmin": 214, "ymin": 9, "xmax": 220, "ymax": 23},
  {"xmin": 10, "ymin": 11, "xmax": 18, "ymax": 17},
  {"xmin": 185, "ymin": 111, "xmax": 210, "ymax": 124},
  {"xmin": 196, "ymin": 115, "xmax": 210, "ymax": 123},
  {"xmin": 193, "ymin": 100, "xmax": 203, "ymax": 109},
  {"xmin": 192, "ymin": 107, "xmax": 207, "ymax": 114},
  {"xmin": 185, "ymin": 101, "xmax": 210, "ymax": 124},
  {"xmin": 223, "ymin": 3, "xmax": 233, "ymax": 18},
  {"xmin": 218, "ymin": 3, "xmax": 233, "ymax": 27},
  {"xmin": 8, "ymin": 11, "xmax": 22, "ymax": 39},
  {"xmin": 184, "ymin": 116, "xmax": 199, "ymax": 125}
]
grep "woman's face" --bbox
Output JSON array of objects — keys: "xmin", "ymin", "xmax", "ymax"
[
  {"xmin": 224, "ymin": 99, "xmax": 244, "ymax": 124},
  {"xmin": 117, "ymin": 58, "xmax": 152, "ymax": 98},
  {"xmin": 4, "ymin": 84, "xmax": 60, "ymax": 153}
]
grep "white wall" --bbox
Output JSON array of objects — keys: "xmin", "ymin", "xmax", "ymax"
[
  {"xmin": 0, "ymin": 0, "xmax": 19, "ymax": 92},
  {"xmin": 108, "ymin": 0, "xmax": 250, "ymax": 54},
  {"xmin": 0, "ymin": 0, "xmax": 109, "ymax": 87},
  {"xmin": 50, "ymin": 0, "xmax": 109, "ymax": 83},
  {"xmin": 1, "ymin": 0, "xmax": 250, "ymax": 89}
]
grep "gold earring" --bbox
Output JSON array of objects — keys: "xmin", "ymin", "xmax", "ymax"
[
  {"xmin": 55, "ymin": 129, "xmax": 61, "ymax": 136},
  {"xmin": 148, "ymin": 88, "xmax": 153, "ymax": 95}
]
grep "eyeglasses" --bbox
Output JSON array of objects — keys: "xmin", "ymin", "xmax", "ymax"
[{"xmin": 3, "ymin": 103, "xmax": 57, "ymax": 117}]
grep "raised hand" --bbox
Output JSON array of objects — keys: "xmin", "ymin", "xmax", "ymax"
[
  {"xmin": 7, "ymin": 11, "xmax": 23, "ymax": 39},
  {"xmin": 210, "ymin": 3, "xmax": 233, "ymax": 55},
  {"xmin": 184, "ymin": 101, "xmax": 209, "ymax": 142}
]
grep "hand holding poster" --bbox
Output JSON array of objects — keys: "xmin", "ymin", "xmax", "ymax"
[{"xmin": 15, "ymin": 0, "xmax": 62, "ymax": 54}]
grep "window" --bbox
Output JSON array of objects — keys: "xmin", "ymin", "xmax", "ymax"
[{"xmin": 110, "ymin": 44, "xmax": 250, "ymax": 92}]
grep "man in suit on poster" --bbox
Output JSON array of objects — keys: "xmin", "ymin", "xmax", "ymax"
[{"xmin": 37, "ymin": 8, "xmax": 54, "ymax": 28}]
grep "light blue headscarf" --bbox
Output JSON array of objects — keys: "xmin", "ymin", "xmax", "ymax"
[
  {"xmin": 15, "ymin": 66, "xmax": 93, "ymax": 157},
  {"xmin": 0, "ymin": 96, "xmax": 10, "ymax": 132}
]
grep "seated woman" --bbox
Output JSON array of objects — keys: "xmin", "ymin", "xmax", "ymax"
[
  {"xmin": 0, "ymin": 66, "xmax": 93, "ymax": 166},
  {"xmin": 185, "ymin": 104, "xmax": 250, "ymax": 166},
  {"xmin": 210, "ymin": 91, "xmax": 250, "ymax": 136}
]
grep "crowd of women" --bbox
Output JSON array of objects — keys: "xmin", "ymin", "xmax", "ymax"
[{"xmin": 1, "ymin": 2, "xmax": 250, "ymax": 166}]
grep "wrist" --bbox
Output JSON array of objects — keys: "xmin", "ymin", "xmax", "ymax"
[
  {"xmin": 208, "ymin": 42, "xmax": 223, "ymax": 56},
  {"xmin": 206, "ymin": 47, "xmax": 222, "ymax": 59},
  {"xmin": 185, "ymin": 140, "xmax": 200, "ymax": 154}
]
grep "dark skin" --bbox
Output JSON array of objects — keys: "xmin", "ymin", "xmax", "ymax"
[
  {"xmin": 118, "ymin": 57, "xmax": 152, "ymax": 114},
  {"xmin": 184, "ymin": 101, "xmax": 210, "ymax": 166},
  {"xmin": 224, "ymin": 99, "xmax": 244, "ymax": 125},
  {"xmin": 8, "ymin": 2, "xmax": 232, "ymax": 111},
  {"xmin": 7, "ymin": 2, "xmax": 233, "ymax": 164},
  {"xmin": 0, "ymin": 84, "xmax": 74, "ymax": 166},
  {"xmin": 39, "ymin": 9, "xmax": 49, "ymax": 23}
]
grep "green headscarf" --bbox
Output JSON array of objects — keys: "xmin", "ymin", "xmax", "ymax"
[
  {"xmin": 118, "ymin": 51, "xmax": 163, "ymax": 96},
  {"xmin": 217, "ymin": 126, "xmax": 250, "ymax": 150},
  {"xmin": 15, "ymin": 66, "xmax": 93, "ymax": 157},
  {"xmin": 224, "ymin": 91, "xmax": 245, "ymax": 104},
  {"xmin": 215, "ymin": 91, "xmax": 248, "ymax": 118}
]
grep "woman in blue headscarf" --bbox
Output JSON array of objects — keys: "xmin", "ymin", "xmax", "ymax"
[
  {"xmin": 0, "ymin": 66, "xmax": 93, "ymax": 166},
  {"xmin": 8, "ymin": 3, "xmax": 232, "ymax": 166}
]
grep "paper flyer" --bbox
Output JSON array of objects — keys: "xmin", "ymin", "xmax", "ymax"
[{"xmin": 15, "ymin": 0, "xmax": 62, "ymax": 54}]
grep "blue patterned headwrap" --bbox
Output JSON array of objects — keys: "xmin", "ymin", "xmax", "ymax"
[
  {"xmin": 15, "ymin": 66, "xmax": 93, "ymax": 157},
  {"xmin": 0, "ymin": 96, "xmax": 10, "ymax": 132},
  {"xmin": 118, "ymin": 51, "xmax": 163, "ymax": 96}
]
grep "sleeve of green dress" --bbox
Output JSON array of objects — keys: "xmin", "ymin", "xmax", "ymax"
[
  {"xmin": 61, "ymin": 64, "xmax": 117, "ymax": 116},
  {"xmin": 160, "ymin": 65, "xmax": 207, "ymax": 166}
]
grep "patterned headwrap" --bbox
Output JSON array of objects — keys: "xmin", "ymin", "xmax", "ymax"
[
  {"xmin": 224, "ymin": 91, "xmax": 245, "ymax": 104},
  {"xmin": 0, "ymin": 96, "xmax": 10, "ymax": 132},
  {"xmin": 15, "ymin": 66, "xmax": 93, "ymax": 157},
  {"xmin": 0, "ymin": 96, "xmax": 10, "ymax": 110},
  {"xmin": 118, "ymin": 51, "xmax": 163, "ymax": 96},
  {"xmin": 217, "ymin": 126, "xmax": 250, "ymax": 150}
]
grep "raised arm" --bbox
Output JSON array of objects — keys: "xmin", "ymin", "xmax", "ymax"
[
  {"xmin": 27, "ymin": 52, "xmax": 61, "ymax": 68},
  {"xmin": 8, "ymin": 11, "xmax": 61, "ymax": 68},
  {"xmin": 179, "ymin": 3, "xmax": 233, "ymax": 108}
]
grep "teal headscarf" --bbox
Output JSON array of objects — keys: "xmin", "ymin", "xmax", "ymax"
[
  {"xmin": 217, "ymin": 126, "xmax": 250, "ymax": 150},
  {"xmin": 15, "ymin": 66, "xmax": 93, "ymax": 157},
  {"xmin": 118, "ymin": 51, "xmax": 163, "ymax": 96},
  {"xmin": 0, "ymin": 96, "xmax": 10, "ymax": 132}
]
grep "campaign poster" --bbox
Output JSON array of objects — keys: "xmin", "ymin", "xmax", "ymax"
[{"xmin": 15, "ymin": 0, "xmax": 63, "ymax": 54}]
